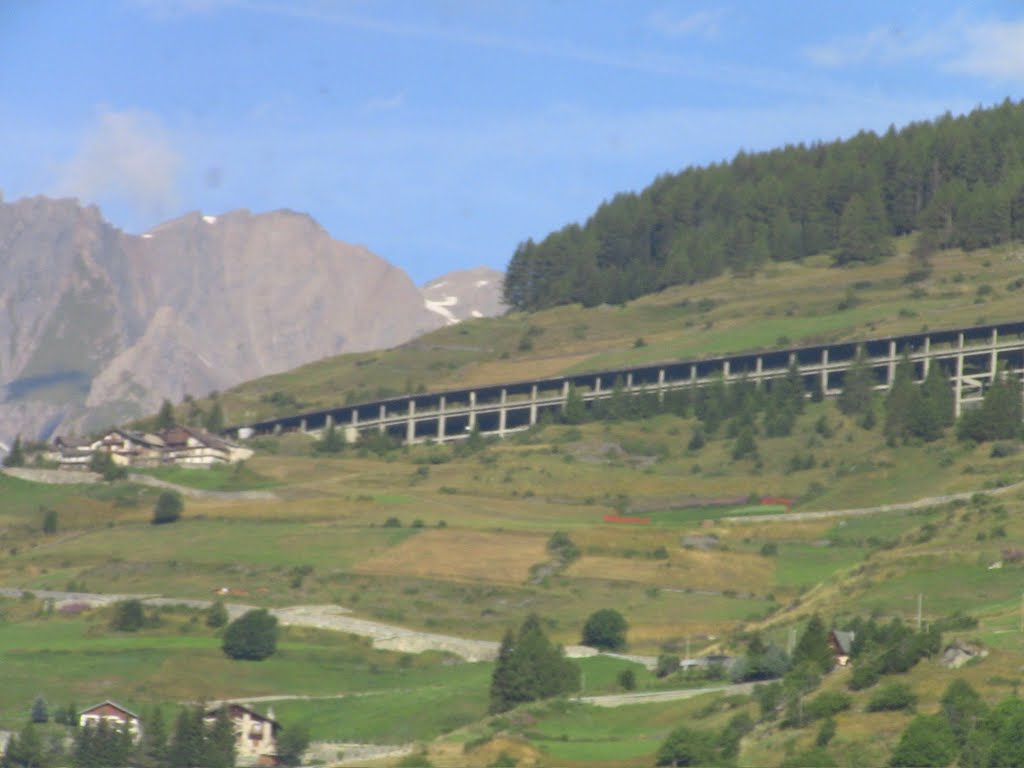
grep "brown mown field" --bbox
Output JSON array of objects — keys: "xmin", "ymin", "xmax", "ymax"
[{"xmin": 352, "ymin": 529, "xmax": 548, "ymax": 583}]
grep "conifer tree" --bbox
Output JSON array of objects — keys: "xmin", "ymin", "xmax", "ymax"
[
  {"xmin": 204, "ymin": 401, "xmax": 225, "ymax": 434},
  {"xmin": 838, "ymin": 350, "xmax": 876, "ymax": 417},
  {"xmin": 138, "ymin": 706, "xmax": 168, "ymax": 768},
  {"xmin": 561, "ymin": 385, "xmax": 586, "ymax": 425},
  {"xmin": 156, "ymin": 400, "xmax": 176, "ymax": 430},
  {"xmin": 2, "ymin": 435, "xmax": 25, "ymax": 468},
  {"xmin": 488, "ymin": 615, "xmax": 580, "ymax": 713},
  {"xmin": 884, "ymin": 350, "xmax": 919, "ymax": 444},
  {"xmin": 207, "ymin": 707, "xmax": 236, "ymax": 768},
  {"xmin": 910, "ymin": 361, "xmax": 954, "ymax": 441},
  {"xmin": 489, "ymin": 629, "xmax": 518, "ymax": 714},
  {"xmin": 168, "ymin": 707, "xmax": 204, "ymax": 768},
  {"xmin": 791, "ymin": 614, "xmax": 834, "ymax": 674}
]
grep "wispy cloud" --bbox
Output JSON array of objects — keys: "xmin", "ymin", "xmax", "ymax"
[
  {"xmin": 159, "ymin": 0, "xmax": 805, "ymax": 98},
  {"xmin": 55, "ymin": 108, "xmax": 182, "ymax": 219},
  {"xmin": 948, "ymin": 20, "xmax": 1024, "ymax": 80},
  {"xmin": 645, "ymin": 9, "xmax": 724, "ymax": 39},
  {"xmin": 127, "ymin": 0, "xmax": 234, "ymax": 18},
  {"xmin": 804, "ymin": 20, "xmax": 956, "ymax": 68},
  {"xmin": 805, "ymin": 13, "xmax": 1024, "ymax": 83},
  {"xmin": 362, "ymin": 92, "xmax": 406, "ymax": 113}
]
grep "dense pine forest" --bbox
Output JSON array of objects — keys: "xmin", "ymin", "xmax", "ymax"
[{"xmin": 504, "ymin": 98, "xmax": 1024, "ymax": 311}]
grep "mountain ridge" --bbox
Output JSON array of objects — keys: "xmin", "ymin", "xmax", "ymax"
[{"xmin": 0, "ymin": 196, "xmax": 504, "ymax": 442}]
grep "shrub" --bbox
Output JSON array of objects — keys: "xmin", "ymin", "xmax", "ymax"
[
  {"xmin": 205, "ymin": 600, "xmax": 229, "ymax": 628},
  {"xmin": 276, "ymin": 723, "xmax": 311, "ymax": 767},
  {"xmin": 656, "ymin": 654, "xmax": 680, "ymax": 678},
  {"xmin": 222, "ymin": 609, "xmax": 278, "ymax": 661},
  {"xmin": 804, "ymin": 691, "xmax": 851, "ymax": 721},
  {"xmin": 867, "ymin": 682, "xmax": 918, "ymax": 712},
  {"xmin": 581, "ymin": 608, "xmax": 628, "ymax": 651},
  {"xmin": 111, "ymin": 599, "xmax": 145, "ymax": 632},
  {"xmin": 152, "ymin": 491, "xmax": 184, "ymax": 525},
  {"xmin": 41, "ymin": 508, "xmax": 58, "ymax": 535},
  {"xmin": 89, "ymin": 450, "xmax": 127, "ymax": 481},
  {"xmin": 617, "ymin": 669, "xmax": 637, "ymax": 690},
  {"xmin": 656, "ymin": 725, "xmax": 718, "ymax": 767},
  {"xmin": 30, "ymin": 697, "xmax": 48, "ymax": 724}
]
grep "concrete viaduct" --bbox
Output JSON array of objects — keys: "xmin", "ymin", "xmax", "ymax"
[{"xmin": 230, "ymin": 319, "xmax": 1024, "ymax": 445}]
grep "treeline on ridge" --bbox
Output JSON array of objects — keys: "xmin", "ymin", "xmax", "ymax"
[{"xmin": 504, "ymin": 98, "xmax": 1024, "ymax": 311}]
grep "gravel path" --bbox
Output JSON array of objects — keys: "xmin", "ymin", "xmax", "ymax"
[
  {"xmin": 0, "ymin": 467, "xmax": 277, "ymax": 501},
  {"xmin": 722, "ymin": 478, "xmax": 1024, "ymax": 524},
  {"xmin": 0, "ymin": 588, "xmax": 651, "ymax": 665},
  {"xmin": 579, "ymin": 681, "xmax": 756, "ymax": 707}
]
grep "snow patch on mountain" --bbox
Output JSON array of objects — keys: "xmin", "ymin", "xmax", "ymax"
[
  {"xmin": 425, "ymin": 295, "xmax": 460, "ymax": 325},
  {"xmin": 420, "ymin": 266, "xmax": 506, "ymax": 325}
]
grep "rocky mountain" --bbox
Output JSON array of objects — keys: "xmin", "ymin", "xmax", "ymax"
[
  {"xmin": 422, "ymin": 266, "xmax": 506, "ymax": 325},
  {"xmin": 0, "ymin": 196, "xmax": 491, "ymax": 442}
]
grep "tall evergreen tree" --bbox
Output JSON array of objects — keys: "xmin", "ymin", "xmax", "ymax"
[
  {"xmin": 207, "ymin": 707, "xmax": 237, "ymax": 768},
  {"xmin": 156, "ymin": 400, "xmax": 176, "ymax": 430},
  {"xmin": 488, "ymin": 615, "xmax": 580, "ymax": 713},
  {"xmin": 838, "ymin": 350, "xmax": 876, "ymax": 417},
  {"xmin": 168, "ymin": 707, "xmax": 204, "ymax": 768},
  {"xmin": 791, "ymin": 614, "xmax": 834, "ymax": 674},
  {"xmin": 884, "ymin": 350, "xmax": 919, "ymax": 444},
  {"xmin": 958, "ymin": 366, "xmax": 1023, "ymax": 442},
  {"xmin": 2, "ymin": 435, "xmax": 25, "ymax": 468},
  {"xmin": 138, "ymin": 706, "xmax": 168, "ymax": 768},
  {"xmin": 204, "ymin": 401, "xmax": 225, "ymax": 434}
]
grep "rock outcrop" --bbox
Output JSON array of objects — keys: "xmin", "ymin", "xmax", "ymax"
[{"xmin": 0, "ymin": 198, "xmax": 450, "ymax": 440}]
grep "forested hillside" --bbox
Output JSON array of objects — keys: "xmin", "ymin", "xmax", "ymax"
[{"xmin": 505, "ymin": 98, "xmax": 1024, "ymax": 310}]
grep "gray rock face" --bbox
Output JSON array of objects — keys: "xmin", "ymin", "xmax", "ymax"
[{"xmin": 0, "ymin": 197, "xmax": 446, "ymax": 441}]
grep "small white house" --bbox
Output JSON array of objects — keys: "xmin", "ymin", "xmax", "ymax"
[{"xmin": 78, "ymin": 701, "xmax": 142, "ymax": 742}]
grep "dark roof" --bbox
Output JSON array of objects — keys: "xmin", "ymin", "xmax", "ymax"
[
  {"xmin": 79, "ymin": 700, "xmax": 140, "ymax": 720},
  {"xmin": 204, "ymin": 703, "xmax": 279, "ymax": 725},
  {"xmin": 830, "ymin": 630, "xmax": 856, "ymax": 655}
]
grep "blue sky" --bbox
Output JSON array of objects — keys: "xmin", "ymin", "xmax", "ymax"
[{"xmin": 2, "ymin": 1, "xmax": 1023, "ymax": 283}]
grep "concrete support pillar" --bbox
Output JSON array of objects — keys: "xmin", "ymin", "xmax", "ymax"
[
  {"xmin": 991, "ymin": 328, "xmax": 1000, "ymax": 381},
  {"xmin": 887, "ymin": 340, "xmax": 897, "ymax": 388},
  {"xmin": 722, "ymin": 360, "xmax": 730, "ymax": 381},
  {"xmin": 438, "ymin": 396, "xmax": 447, "ymax": 441},
  {"xmin": 326, "ymin": 413, "xmax": 334, "ymax": 429},
  {"xmin": 690, "ymin": 365, "xmax": 697, "ymax": 386},
  {"xmin": 594, "ymin": 376, "xmax": 602, "ymax": 395},
  {"xmin": 468, "ymin": 391, "xmax": 477, "ymax": 430},
  {"xmin": 820, "ymin": 348, "xmax": 829, "ymax": 395},
  {"xmin": 348, "ymin": 410, "xmax": 356, "ymax": 428},
  {"xmin": 406, "ymin": 400, "xmax": 416, "ymax": 444},
  {"xmin": 754, "ymin": 357, "xmax": 763, "ymax": 388},
  {"xmin": 298, "ymin": 418, "xmax": 306, "ymax": 433},
  {"xmin": 922, "ymin": 336, "xmax": 931, "ymax": 378},
  {"xmin": 561, "ymin": 380, "xmax": 570, "ymax": 411},
  {"xmin": 657, "ymin": 369, "xmax": 666, "ymax": 402},
  {"xmin": 626, "ymin": 372, "xmax": 633, "ymax": 390},
  {"xmin": 378, "ymin": 404, "xmax": 386, "ymax": 433},
  {"xmin": 273, "ymin": 423, "xmax": 282, "ymax": 435},
  {"xmin": 498, "ymin": 389, "xmax": 507, "ymax": 435},
  {"xmin": 529, "ymin": 385, "xmax": 538, "ymax": 425},
  {"xmin": 955, "ymin": 333, "xmax": 965, "ymax": 419}
]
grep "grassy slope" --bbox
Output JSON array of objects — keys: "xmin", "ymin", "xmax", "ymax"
[
  {"xmin": 206, "ymin": 241, "xmax": 1024, "ymax": 426},
  {"xmin": 2, "ymin": 242, "xmax": 1024, "ymax": 762}
]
